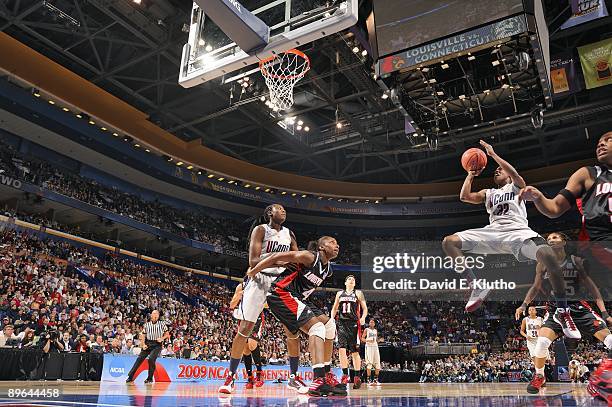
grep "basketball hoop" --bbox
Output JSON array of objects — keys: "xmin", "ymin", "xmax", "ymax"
[{"xmin": 259, "ymin": 49, "xmax": 310, "ymax": 111}]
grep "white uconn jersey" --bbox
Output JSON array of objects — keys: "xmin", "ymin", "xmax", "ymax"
[
  {"xmin": 260, "ymin": 224, "xmax": 292, "ymax": 274},
  {"xmin": 524, "ymin": 316, "xmax": 543, "ymax": 340},
  {"xmin": 485, "ymin": 183, "xmax": 528, "ymax": 227},
  {"xmin": 364, "ymin": 328, "xmax": 378, "ymax": 347}
]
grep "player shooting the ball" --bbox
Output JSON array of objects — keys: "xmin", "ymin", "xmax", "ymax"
[{"xmin": 442, "ymin": 140, "xmax": 578, "ymax": 339}]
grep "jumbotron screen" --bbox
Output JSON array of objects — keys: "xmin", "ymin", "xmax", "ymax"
[{"xmin": 374, "ymin": 0, "xmax": 524, "ymax": 57}]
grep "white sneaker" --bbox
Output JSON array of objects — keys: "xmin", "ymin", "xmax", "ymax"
[
  {"xmin": 218, "ymin": 375, "xmax": 235, "ymax": 394},
  {"xmin": 287, "ymin": 374, "xmax": 309, "ymax": 394},
  {"xmin": 465, "ymin": 286, "xmax": 491, "ymax": 312},
  {"xmin": 552, "ymin": 308, "xmax": 581, "ymax": 340}
]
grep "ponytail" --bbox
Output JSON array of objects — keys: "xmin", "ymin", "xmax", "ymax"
[
  {"xmin": 306, "ymin": 240, "xmax": 318, "ymax": 252},
  {"xmin": 246, "ymin": 205, "xmax": 275, "ymax": 250}
]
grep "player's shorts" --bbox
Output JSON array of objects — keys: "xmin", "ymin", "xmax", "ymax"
[
  {"xmin": 526, "ymin": 338, "xmax": 548, "ymax": 359},
  {"xmin": 456, "ymin": 222, "xmax": 544, "ymax": 261},
  {"xmin": 233, "ymin": 268, "xmax": 283, "ymax": 323},
  {"xmin": 365, "ymin": 345, "xmax": 381, "ymax": 370},
  {"xmin": 266, "ymin": 287, "xmax": 326, "ymax": 334},
  {"xmin": 542, "ymin": 301, "xmax": 607, "ymax": 337},
  {"xmin": 337, "ymin": 319, "xmax": 360, "ymax": 352}
]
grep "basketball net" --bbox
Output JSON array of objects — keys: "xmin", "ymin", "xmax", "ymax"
[{"xmin": 259, "ymin": 49, "xmax": 310, "ymax": 111}]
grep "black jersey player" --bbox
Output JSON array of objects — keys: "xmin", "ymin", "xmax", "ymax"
[
  {"xmin": 520, "ymin": 132, "xmax": 612, "ymax": 400},
  {"xmin": 330, "ymin": 275, "xmax": 367, "ymax": 389},
  {"xmin": 515, "ymin": 232, "xmax": 612, "ymax": 394},
  {"xmin": 246, "ymin": 236, "xmax": 344, "ymax": 397}
]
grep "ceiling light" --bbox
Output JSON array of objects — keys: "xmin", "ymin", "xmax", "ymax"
[
  {"xmin": 291, "ymin": 193, "xmax": 297, "ymax": 196},
  {"xmin": 255, "ymin": 186, "xmax": 261, "ymax": 190},
  {"xmin": 301, "ymin": 194, "xmax": 307, "ymax": 198},
  {"xmin": 459, "ymin": 94, "xmax": 466, "ymax": 100},
  {"xmin": 207, "ymin": 174, "xmax": 214, "ymax": 178},
  {"xmin": 361, "ymin": 49, "xmax": 368, "ymax": 56},
  {"xmin": 176, "ymin": 161, "xmax": 183, "ymax": 166},
  {"xmin": 112, "ymin": 132, "xmax": 118, "ymax": 137},
  {"xmin": 375, "ymin": 200, "xmax": 380, "ymax": 204},
  {"xmin": 484, "ymin": 89, "xmax": 491, "ymax": 94},
  {"xmin": 281, "ymin": 191, "xmax": 287, "ymax": 195},
  {"xmin": 217, "ymin": 177, "xmax": 225, "ymax": 181},
  {"xmin": 260, "ymin": 96, "xmax": 266, "ymax": 102},
  {"xmin": 381, "ymin": 93, "xmax": 389, "ymax": 99},
  {"xmin": 88, "ymin": 120, "xmax": 95, "ymax": 125},
  {"xmin": 318, "ymin": 196, "xmax": 323, "ymax": 200},
  {"xmin": 297, "ymin": 120, "xmax": 303, "ymax": 126},
  {"xmin": 304, "ymin": 126, "xmax": 310, "ymax": 132},
  {"xmin": 428, "ymin": 78, "xmax": 437, "ymax": 84},
  {"xmin": 352, "ymin": 46, "xmax": 359, "ymax": 53},
  {"xmin": 32, "ymin": 89, "xmax": 41, "ymax": 97},
  {"xmin": 244, "ymin": 183, "xmax": 251, "ymax": 188},
  {"xmin": 436, "ymin": 91, "xmax": 444, "ymax": 96},
  {"xmin": 76, "ymin": 113, "xmax": 83, "ymax": 118},
  {"xmin": 264, "ymin": 188, "xmax": 270, "ymax": 192},
  {"xmin": 492, "ymin": 60, "xmax": 500, "ymax": 67},
  {"xmin": 296, "ymin": 125, "xmax": 302, "ymax": 131},
  {"xmin": 336, "ymin": 122, "xmax": 343, "ymax": 129},
  {"xmin": 198, "ymin": 39, "xmax": 205, "ymax": 46},
  {"xmin": 48, "ymin": 100, "xmax": 55, "ymax": 105},
  {"xmin": 205, "ymin": 44, "xmax": 213, "ymax": 52},
  {"xmin": 101, "ymin": 127, "xmax": 107, "ymax": 131},
  {"xmin": 133, "ymin": 0, "xmax": 141, "ymax": 4},
  {"xmin": 145, "ymin": 149, "xmax": 151, "ymax": 153},
  {"xmin": 62, "ymin": 107, "xmax": 70, "ymax": 112},
  {"xmin": 468, "ymin": 55, "xmax": 476, "ymax": 61},
  {"xmin": 421, "ymin": 67, "xmax": 430, "ymax": 73},
  {"xmin": 134, "ymin": 143, "xmax": 140, "ymax": 148},
  {"xmin": 441, "ymin": 62, "xmax": 449, "ymax": 69},
  {"xmin": 187, "ymin": 165, "xmax": 193, "ymax": 170}
]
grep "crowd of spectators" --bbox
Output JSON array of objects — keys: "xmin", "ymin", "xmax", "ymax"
[{"xmin": 1, "ymin": 226, "xmax": 610, "ymax": 384}]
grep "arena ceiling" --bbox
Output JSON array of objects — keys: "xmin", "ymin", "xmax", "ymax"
[{"xmin": 1, "ymin": 0, "xmax": 612, "ymax": 184}]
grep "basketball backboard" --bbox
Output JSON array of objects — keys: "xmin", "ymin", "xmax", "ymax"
[{"xmin": 179, "ymin": 0, "xmax": 358, "ymax": 88}]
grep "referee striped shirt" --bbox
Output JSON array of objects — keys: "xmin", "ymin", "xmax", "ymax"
[{"xmin": 142, "ymin": 320, "xmax": 168, "ymax": 341}]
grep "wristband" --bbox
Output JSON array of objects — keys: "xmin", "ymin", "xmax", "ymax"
[
  {"xmin": 520, "ymin": 303, "xmax": 528, "ymax": 310},
  {"xmin": 558, "ymin": 189, "xmax": 577, "ymax": 207},
  {"xmin": 602, "ymin": 310, "xmax": 610, "ymax": 319}
]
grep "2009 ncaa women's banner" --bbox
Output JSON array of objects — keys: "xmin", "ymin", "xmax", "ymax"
[{"xmin": 101, "ymin": 354, "xmax": 341, "ymax": 383}]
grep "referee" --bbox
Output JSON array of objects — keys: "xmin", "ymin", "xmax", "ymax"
[{"xmin": 126, "ymin": 310, "xmax": 169, "ymax": 383}]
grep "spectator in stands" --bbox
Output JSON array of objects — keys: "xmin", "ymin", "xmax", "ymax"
[
  {"xmin": 0, "ymin": 324, "xmax": 25, "ymax": 347},
  {"xmin": 75, "ymin": 335, "xmax": 90, "ymax": 353},
  {"xmin": 61, "ymin": 332, "xmax": 74, "ymax": 352}
]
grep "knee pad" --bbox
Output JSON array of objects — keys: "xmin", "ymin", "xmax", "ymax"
[
  {"xmin": 534, "ymin": 336, "xmax": 552, "ymax": 358},
  {"xmin": 604, "ymin": 334, "xmax": 612, "ymax": 351},
  {"xmin": 308, "ymin": 322, "xmax": 326, "ymax": 340},
  {"xmin": 324, "ymin": 318, "xmax": 336, "ymax": 340}
]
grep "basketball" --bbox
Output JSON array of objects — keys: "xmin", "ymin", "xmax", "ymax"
[{"xmin": 461, "ymin": 148, "xmax": 487, "ymax": 172}]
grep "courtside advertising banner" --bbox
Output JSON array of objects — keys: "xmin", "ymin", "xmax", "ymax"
[
  {"xmin": 560, "ymin": 0, "xmax": 609, "ymax": 30},
  {"xmin": 550, "ymin": 52, "xmax": 583, "ymax": 98},
  {"xmin": 578, "ymin": 38, "xmax": 612, "ymax": 89},
  {"xmin": 102, "ymin": 354, "xmax": 341, "ymax": 383}
]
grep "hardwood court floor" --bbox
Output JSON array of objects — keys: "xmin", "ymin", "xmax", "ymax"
[{"xmin": 0, "ymin": 381, "xmax": 607, "ymax": 406}]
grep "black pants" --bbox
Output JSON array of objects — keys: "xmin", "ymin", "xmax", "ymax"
[{"xmin": 127, "ymin": 342, "xmax": 162, "ymax": 381}]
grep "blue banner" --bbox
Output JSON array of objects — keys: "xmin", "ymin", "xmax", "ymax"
[
  {"xmin": 561, "ymin": 0, "xmax": 609, "ymax": 30},
  {"xmin": 102, "ymin": 354, "xmax": 341, "ymax": 383}
]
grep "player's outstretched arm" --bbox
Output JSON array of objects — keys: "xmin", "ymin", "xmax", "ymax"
[
  {"xmin": 479, "ymin": 140, "xmax": 525, "ymax": 188},
  {"xmin": 247, "ymin": 250, "xmax": 314, "ymax": 277},
  {"xmin": 459, "ymin": 171, "xmax": 486, "ymax": 204},
  {"xmin": 515, "ymin": 263, "xmax": 545, "ymax": 320},
  {"xmin": 520, "ymin": 167, "xmax": 590, "ymax": 218}
]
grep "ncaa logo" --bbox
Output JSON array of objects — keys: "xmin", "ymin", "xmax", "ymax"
[{"xmin": 109, "ymin": 358, "xmax": 125, "ymax": 378}]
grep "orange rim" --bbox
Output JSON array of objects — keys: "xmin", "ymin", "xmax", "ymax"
[{"xmin": 259, "ymin": 49, "xmax": 310, "ymax": 80}]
